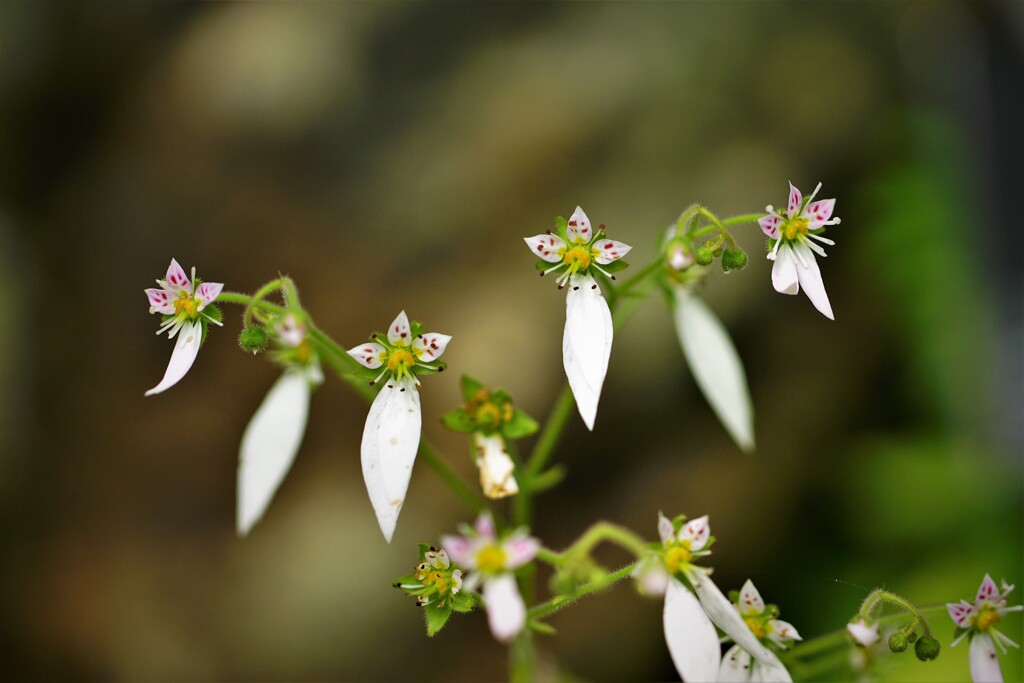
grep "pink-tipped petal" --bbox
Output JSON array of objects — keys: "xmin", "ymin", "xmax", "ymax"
[
  {"xmin": 484, "ymin": 574, "xmax": 526, "ymax": 642},
  {"xmin": 977, "ymin": 574, "xmax": 1001, "ymax": 605},
  {"xmin": 678, "ymin": 515, "xmax": 711, "ymax": 552},
  {"xmin": 594, "ymin": 239, "xmax": 632, "ymax": 265},
  {"xmin": 348, "ymin": 343, "xmax": 386, "ymax": 369},
  {"xmin": 196, "ymin": 282, "xmax": 224, "ymax": 309},
  {"xmin": 787, "ymin": 183, "xmax": 802, "ymax": 218},
  {"xmin": 387, "ymin": 310, "xmax": 412, "ymax": 346},
  {"xmin": 658, "ymin": 512, "xmax": 675, "ymax": 546},
  {"xmin": 771, "ymin": 244, "xmax": 800, "ymax": 295},
  {"xmin": 970, "ymin": 633, "xmax": 1004, "ymax": 683},
  {"xmin": 413, "ymin": 333, "xmax": 451, "ymax": 362},
  {"xmin": 165, "ymin": 258, "xmax": 192, "ymax": 292},
  {"xmin": 440, "ymin": 534, "xmax": 475, "ymax": 568},
  {"xmin": 524, "ymin": 234, "xmax": 567, "ymax": 263},
  {"xmin": 804, "ymin": 198, "xmax": 836, "ymax": 229},
  {"xmin": 759, "ymin": 215, "xmax": 781, "ymax": 239},
  {"xmin": 664, "ymin": 578, "xmax": 722, "ymax": 682},
  {"xmin": 475, "ymin": 512, "xmax": 497, "ymax": 540},
  {"xmin": 948, "ymin": 601, "xmax": 977, "ymax": 628},
  {"xmin": 145, "ymin": 320, "xmax": 203, "ymax": 396},
  {"xmin": 145, "ymin": 288, "xmax": 176, "ymax": 315},
  {"xmin": 566, "ymin": 206, "xmax": 593, "ymax": 244},
  {"xmin": 739, "ymin": 580, "xmax": 765, "ymax": 615},
  {"xmin": 793, "ymin": 241, "xmax": 834, "ymax": 320},
  {"xmin": 503, "ymin": 534, "xmax": 540, "ymax": 570}
]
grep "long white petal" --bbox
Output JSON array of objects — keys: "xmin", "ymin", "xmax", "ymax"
[
  {"xmin": 145, "ymin": 320, "xmax": 202, "ymax": 396},
  {"xmin": 361, "ymin": 376, "xmax": 421, "ymax": 542},
  {"xmin": 770, "ymin": 244, "xmax": 799, "ymax": 295},
  {"xmin": 793, "ymin": 241, "xmax": 834, "ymax": 320},
  {"xmin": 562, "ymin": 273, "xmax": 612, "ymax": 430},
  {"xmin": 236, "ymin": 370, "xmax": 312, "ymax": 536},
  {"xmin": 752, "ymin": 650, "xmax": 792, "ymax": 683},
  {"xmin": 484, "ymin": 574, "xmax": 526, "ymax": 643},
  {"xmin": 718, "ymin": 645, "xmax": 752, "ymax": 683},
  {"xmin": 970, "ymin": 633, "xmax": 1004, "ymax": 683},
  {"xmin": 673, "ymin": 289, "xmax": 755, "ymax": 452},
  {"xmin": 692, "ymin": 574, "xmax": 775, "ymax": 666},
  {"xmin": 664, "ymin": 578, "xmax": 722, "ymax": 682}
]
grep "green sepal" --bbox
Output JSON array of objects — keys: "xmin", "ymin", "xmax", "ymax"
[
  {"xmin": 394, "ymin": 572, "xmax": 420, "ymax": 591},
  {"xmin": 460, "ymin": 375, "xmax": 485, "ymax": 401},
  {"xmin": 502, "ymin": 409, "xmax": 539, "ymax": 440},
  {"xmin": 424, "ymin": 603, "xmax": 454, "ymax": 636},
  {"xmin": 200, "ymin": 305, "xmax": 223, "ymax": 345},
  {"xmin": 451, "ymin": 591, "xmax": 478, "ymax": 614},
  {"xmin": 597, "ymin": 259, "xmax": 629, "ymax": 274},
  {"xmin": 410, "ymin": 321, "xmax": 425, "ymax": 338},
  {"xmin": 535, "ymin": 259, "xmax": 560, "ymax": 273},
  {"xmin": 554, "ymin": 215, "xmax": 569, "ymax": 238},
  {"xmin": 728, "ymin": 590, "xmax": 740, "ymax": 603},
  {"xmin": 441, "ymin": 408, "xmax": 477, "ymax": 434},
  {"xmin": 528, "ymin": 620, "xmax": 557, "ymax": 636}
]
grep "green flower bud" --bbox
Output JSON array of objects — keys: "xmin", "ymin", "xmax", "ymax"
[
  {"xmin": 914, "ymin": 636, "xmax": 940, "ymax": 661},
  {"xmin": 695, "ymin": 247, "xmax": 714, "ymax": 266},
  {"xmin": 550, "ymin": 570, "xmax": 578, "ymax": 596},
  {"xmin": 721, "ymin": 247, "xmax": 748, "ymax": 272},
  {"xmin": 239, "ymin": 325, "xmax": 269, "ymax": 354},
  {"xmin": 888, "ymin": 632, "xmax": 908, "ymax": 653}
]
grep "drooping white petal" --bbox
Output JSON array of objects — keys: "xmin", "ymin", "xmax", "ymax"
[
  {"xmin": 413, "ymin": 332, "xmax": 452, "ymax": 362},
  {"xmin": 751, "ymin": 650, "xmax": 793, "ymax": 683},
  {"xmin": 593, "ymin": 239, "xmax": 632, "ymax": 265},
  {"xmin": 738, "ymin": 579, "xmax": 765, "ymax": 615},
  {"xmin": 348, "ymin": 342, "xmax": 387, "ymax": 369},
  {"xmin": 387, "ymin": 310, "xmax": 412, "ymax": 346},
  {"xmin": 236, "ymin": 370, "xmax": 312, "ymax": 536},
  {"xmin": 195, "ymin": 282, "xmax": 224, "ymax": 309},
  {"xmin": 718, "ymin": 645, "xmax": 752, "ymax": 682},
  {"xmin": 803, "ymin": 198, "xmax": 836, "ymax": 229},
  {"xmin": 977, "ymin": 574, "xmax": 1000, "ymax": 605},
  {"xmin": 562, "ymin": 273, "xmax": 612, "ymax": 430},
  {"xmin": 786, "ymin": 183, "xmax": 802, "ymax": 219},
  {"xmin": 664, "ymin": 578, "xmax": 722, "ymax": 682},
  {"xmin": 758, "ymin": 215, "xmax": 781, "ymax": 239},
  {"xmin": 524, "ymin": 234, "xmax": 567, "ymax": 263},
  {"xmin": 846, "ymin": 619, "xmax": 879, "ymax": 647},
  {"xmin": 970, "ymin": 633, "xmax": 1004, "ymax": 683},
  {"xmin": 566, "ymin": 206, "xmax": 593, "ymax": 244},
  {"xmin": 678, "ymin": 515, "xmax": 711, "ymax": 552},
  {"xmin": 360, "ymin": 376, "xmax": 421, "ymax": 542},
  {"xmin": 673, "ymin": 289, "xmax": 755, "ymax": 452},
  {"xmin": 145, "ymin": 320, "xmax": 203, "ymax": 396},
  {"xmin": 692, "ymin": 574, "xmax": 775, "ymax": 666},
  {"xmin": 164, "ymin": 258, "xmax": 192, "ymax": 293},
  {"xmin": 771, "ymin": 244, "xmax": 800, "ymax": 295},
  {"xmin": 474, "ymin": 433, "xmax": 519, "ymax": 499},
  {"xmin": 484, "ymin": 574, "xmax": 526, "ymax": 643},
  {"xmin": 792, "ymin": 241, "xmax": 834, "ymax": 320}
]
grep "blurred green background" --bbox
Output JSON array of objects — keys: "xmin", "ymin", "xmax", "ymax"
[{"xmin": 0, "ymin": 1, "xmax": 1020, "ymax": 681}]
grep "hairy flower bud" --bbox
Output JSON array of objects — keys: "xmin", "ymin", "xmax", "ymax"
[
  {"xmin": 239, "ymin": 325, "xmax": 269, "ymax": 354},
  {"xmin": 914, "ymin": 635, "xmax": 940, "ymax": 661},
  {"xmin": 888, "ymin": 632, "xmax": 909, "ymax": 653},
  {"xmin": 695, "ymin": 247, "xmax": 714, "ymax": 266},
  {"xmin": 721, "ymin": 247, "xmax": 748, "ymax": 272}
]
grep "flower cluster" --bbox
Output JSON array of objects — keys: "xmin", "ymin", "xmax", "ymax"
[{"xmin": 394, "ymin": 545, "xmax": 475, "ymax": 636}]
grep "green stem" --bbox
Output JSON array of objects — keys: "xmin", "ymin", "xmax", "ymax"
[
  {"xmin": 509, "ymin": 630, "xmax": 536, "ymax": 683},
  {"xmin": 562, "ymin": 521, "xmax": 650, "ymax": 560},
  {"xmin": 526, "ymin": 562, "xmax": 639, "ymax": 621},
  {"xmin": 859, "ymin": 589, "xmax": 934, "ymax": 637},
  {"xmin": 610, "ymin": 257, "xmax": 664, "ymax": 304},
  {"xmin": 721, "ymin": 212, "xmax": 766, "ymax": 227}
]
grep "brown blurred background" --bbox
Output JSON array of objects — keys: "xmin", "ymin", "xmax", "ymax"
[{"xmin": 0, "ymin": 2, "xmax": 1021, "ymax": 681}]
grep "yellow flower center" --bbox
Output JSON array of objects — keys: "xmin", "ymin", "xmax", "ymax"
[
  {"xmin": 664, "ymin": 543, "xmax": 693, "ymax": 574},
  {"xmin": 745, "ymin": 618, "xmax": 766, "ymax": 639},
  {"xmin": 975, "ymin": 607, "xmax": 1001, "ymax": 632},
  {"xmin": 563, "ymin": 246, "xmax": 592, "ymax": 270},
  {"xmin": 388, "ymin": 349, "xmax": 415, "ymax": 373},
  {"xmin": 475, "ymin": 544, "xmax": 507, "ymax": 573},
  {"xmin": 174, "ymin": 296, "xmax": 199, "ymax": 318},
  {"xmin": 424, "ymin": 571, "xmax": 450, "ymax": 594},
  {"xmin": 475, "ymin": 402, "xmax": 502, "ymax": 430},
  {"xmin": 783, "ymin": 217, "xmax": 809, "ymax": 240}
]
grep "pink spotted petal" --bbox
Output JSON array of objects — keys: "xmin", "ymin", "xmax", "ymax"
[
  {"xmin": 347, "ymin": 342, "xmax": 386, "ymax": 369},
  {"xmin": 524, "ymin": 234, "xmax": 567, "ymax": 263},
  {"xmin": 658, "ymin": 512, "xmax": 675, "ymax": 546},
  {"xmin": 739, "ymin": 579, "xmax": 765, "ymax": 616},
  {"xmin": 759, "ymin": 215, "xmax": 781, "ymax": 239},
  {"xmin": 948, "ymin": 601, "xmax": 977, "ymax": 628},
  {"xmin": 164, "ymin": 258, "xmax": 192, "ymax": 293},
  {"xmin": 594, "ymin": 239, "xmax": 632, "ymax": 265},
  {"xmin": 475, "ymin": 512, "xmax": 497, "ymax": 540},
  {"xmin": 145, "ymin": 288, "xmax": 176, "ymax": 315},
  {"xmin": 678, "ymin": 515, "xmax": 710, "ymax": 551},
  {"xmin": 440, "ymin": 534, "xmax": 476, "ymax": 568},
  {"xmin": 413, "ymin": 332, "xmax": 452, "ymax": 362},
  {"xmin": 787, "ymin": 183, "xmax": 803, "ymax": 219},
  {"xmin": 387, "ymin": 311, "xmax": 412, "ymax": 346},
  {"xmin": 566, "ymin": 206, "xmax": 593, "ymax": 244},
  {"xmin": 503, "ymin": 533, "xmax": 540, "ymax": 570},
  {"xmin": 803, "ymin": 198, "xmax": 836, "ymax": 229},
  {"xmin": 977, "ymin": 574, "xmax": 1001, "ymax": 605},
  {"xmin": 195, "ymin": 282, "xmax": 224, "ymax": 310}
]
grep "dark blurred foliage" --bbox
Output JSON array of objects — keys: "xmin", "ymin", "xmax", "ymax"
[{"xmin": 0, "ymin": 2, "xmax": 1020, "ymax": 681}]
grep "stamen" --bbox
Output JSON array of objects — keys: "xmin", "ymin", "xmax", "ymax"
[
  {"xmin": 369, "ymin": 368, "xmax": 388, "ymax": 386},
  {"xmin": 592, "ymin": 263, "xmax": 616, "ymax": 280},
  {"xmin": 770, "ymin": 237, "xmax": 783, "ymax": 260},
  {"xmin": 804, "ymin": 239, "xmax": 827, "ymax": 258},
  {"xmin": 541, "ymin": 263, "xmax": 564, "ymax": 277},
  {"xmin": 202, "ymin": 312, "xmax": 224, "ymax": 326},
  {"xmin": 807, "ymin": 234, "xmax": 835, "ymax": 246},
  {"xmin": 791, "ymin": 244, "xmax": 809, "ymax": 269},
  {"xmin": 806, "ymin": 182, "xmax": 822, "ymax": 204},
  {"xmin": 950, "ymin": 631, "xmax": 970, "ymax": 648}
]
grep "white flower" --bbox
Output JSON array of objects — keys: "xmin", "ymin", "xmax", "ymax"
[
  {"xmin": 645, "ymin": 514, "xmax": 778, "ymax": 682},
  {"xmin": 474, "ymin": 433, "xmax": 519, "ymax": 499},
  {"xmin": 672, "ymin": 287, "xmax": 754, "ymax": 452},
  {"xmin": 441, "ymin": 512, "xmax": 539, "ymax": 642},
  {"xmin": 524, "ymin": 206, "xmax": 630, "ymax": 430},
  {"xmin": 717, "ymin": 580, "xmax": 799, "ymax": 683},
  {"xmin": 347, "ymin": 311, "xmax": 451, "ymax": 542},
  {"xmin": 144, "ymin": 258, "xmax": 223, "ymax": 396},
  {"xmin": 236, "ymin": 315, "xmax": 324, "ymax": 536},
  {"xmin": 760, "ymin": 182, "xmax": 840, "ymax": 320},
  {"xmin": 846, "ymin": 618, "xmax": 880, "ymax": 647},
  {"xmin": 948, "ymin": 574, "xmax": 1022, "ymax": 682}
]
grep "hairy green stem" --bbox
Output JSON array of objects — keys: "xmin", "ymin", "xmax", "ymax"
[{"xmin": 526, "ymin": 562, "xmax": 639, "ymax": 622}]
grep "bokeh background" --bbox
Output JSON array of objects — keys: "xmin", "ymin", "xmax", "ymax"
[{"xmin": 0, "ymin": 1, "xmax": 1021, "ymax": 681}]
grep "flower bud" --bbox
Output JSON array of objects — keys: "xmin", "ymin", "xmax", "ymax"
[
  {"xmin": 721, "ymin": 247, "xmax": 748, "ymax": 272},
  {"xmin": 695, "ymin": 247, "xmax": 714, "ymax": 266},
  {"xmin": 239, "ymin": 325, "xmax": 269, "ymax": 354},
  {"xmin": 665, "ymin": 238, "xmax": 694, "ymax": 271},
  {"xmin": 888, "ymin": 632, "xmax": 908, "ymax": 653},
  {"xmin": 914, "ymin": 635, "xmax": 940, "ymax": 661}
]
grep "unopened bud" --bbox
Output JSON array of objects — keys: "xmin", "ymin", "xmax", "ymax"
[
  {"xmin": 888, "ymin": 632, "xmax": 908, "ymax": 653},
  {"xmin": 721, "ymin": 248, "xmax": 748, "ymax": 272},
  {"xmin": 239, "ymin": 325, "xmax": 269, "ymax": 354},
  {"xmin": 695, "ymin": 247, "xmax": 714, "ymax": 266},
  {"xmin": 914, "ymin": 636, "xmax": 940, "ymax": 661},
  {"xmin": 665, "ymin": 238, "xmax": 694, "ymax": 271}
]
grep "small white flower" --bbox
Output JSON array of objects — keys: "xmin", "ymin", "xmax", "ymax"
[
  {"xmin": 717, "ymin": 580, "xmax": 799, "ymax": 683},
  {"xmin": 948, "ymin": 574, "xmax": 1022, "ymax": 683},
  {"xmin": 525, "ymin": 207, "xmax": 630, "ymax": 430},
  {"xmin": 847, "ymin": 618, "xmax": 880, "ymax": 647},
  {"xmin": 144, "ymin": 258, "xmax": 223, "ymax": 396},
  {"xmin": 474, "ymin": 433, "xmax": 519, "ymax": 499},
  {"xmin": 760, "ymin": 182, "xmax": 840, "ymax": 320},
  {"xmin": 347, "ymin": 311, "xmax": 451, "ymax": 542},
  {"xmin": 441, "ymin": 512, "xmax": 539, "ymax": 642}
]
